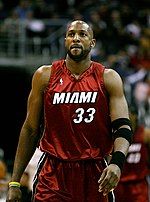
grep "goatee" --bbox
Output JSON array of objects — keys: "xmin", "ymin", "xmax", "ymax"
[{"xmin": 67, "ymin": 47, "xmax": 91, "ymax": 62}]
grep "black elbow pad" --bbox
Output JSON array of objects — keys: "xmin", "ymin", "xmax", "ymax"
[{"xmin": 112, "ymin": 118, "xmax": 133, "ymax": 144}]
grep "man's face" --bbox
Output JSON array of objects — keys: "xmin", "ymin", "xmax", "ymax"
[{"xmin": 65, "ymin": 21, "xmax": 95, "ymax": 61}]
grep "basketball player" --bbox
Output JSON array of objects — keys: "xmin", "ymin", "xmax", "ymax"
[
  {"xmin": 6, "ymin": 20, "xmax": 132, "ymax": 202},
  {"xmin": 114, "ymin": 106, "xmax": 150, "ymax": 202}
]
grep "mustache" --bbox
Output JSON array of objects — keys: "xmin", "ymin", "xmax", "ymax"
[{"xmin": 70, "ymin": 44, "xmax": 82, "ymax": 49}]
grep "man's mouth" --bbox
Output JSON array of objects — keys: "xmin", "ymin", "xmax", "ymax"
[{"xmin": 70, "ymin": 45, "xmax": 82, "ymax": 49}]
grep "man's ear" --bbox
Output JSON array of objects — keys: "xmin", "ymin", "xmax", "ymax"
[{"xmin": 90, "ymin": 39, "xmax": 96, "ymax": 48}]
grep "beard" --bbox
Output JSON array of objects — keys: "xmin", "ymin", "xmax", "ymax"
[{"xmin": 67, "ymin": 46, "xmax": 91, "ymax": 62}]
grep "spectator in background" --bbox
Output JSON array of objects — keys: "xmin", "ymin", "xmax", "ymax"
[
  {"xmin": 14, "ymin": 0, "xmax": 33, "ymax": 20},
  {"xmin": 0, "ymin": 1, "xmax": 7, "ymax": 21},
  {"xmin": 133, "ymin": 73, "xmax": 150, "ymax": 127},
  {"xmin": 125, "ymin": 20, "xmax": 141, "ymax": 41},
  {"xmin": 114, "ymin": 105, "xmax": 150, "ymax": 202},
  {"xmin": 0, "ymin": 9, "xmax": 21, "ymax": 57},
  {"xmin": 0, "ymin": 159, "xmax": 10, "ymax": 201},
  {"xmin": 105, "ymin": 10, "xmax": 124, "ymax": 54},
  {"xmin": 88, "ymin": 10, "xmax": 107, "ymax": 60}
]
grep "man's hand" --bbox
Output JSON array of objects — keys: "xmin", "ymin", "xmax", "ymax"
[
  {"xmin": 6, "ymin": 187, "xmax": 22, "ymax": 202},
  {"xmin": 98, "ymin": 164, "xmax": 121, "ymax": 196}
]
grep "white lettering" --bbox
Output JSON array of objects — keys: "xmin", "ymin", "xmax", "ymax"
[
  {"xmin": 79, "ymin": 92, "xmax": 92, "ymax": 103},
  {"xmin": 65, "ymin": 92, "xmax": 71, "ymax": 103},
  {"xmin": 52, "ymin": 91, "xmax": 98, "ymax": 104},
  {"xmin": 70, "ymin": 92, "xmax": 79, "ymax": 103},
  {"xmin": 128, "ymin": 143, "xmax": 142, "ymax": 152},
  {"xmin": 53, "ymin": 93, "xmax": 66, "ymax": 104},
  {"xmin": 91, "ymin": 92, "xmax": 98, "ymax": 103}
]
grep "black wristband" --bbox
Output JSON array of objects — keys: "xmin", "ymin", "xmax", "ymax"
[{"xmin": 109, "ymin": 151, "xmax": 126, "ymax": 171}]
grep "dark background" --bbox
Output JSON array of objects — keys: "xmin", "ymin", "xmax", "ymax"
[{"xmin": 0, "ymin": 66, "xmax": 32, "ymax": 162}]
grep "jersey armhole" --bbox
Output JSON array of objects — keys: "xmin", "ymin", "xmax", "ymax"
[
  {"xmin": 44, "ymin": 59, "xmax": 64, "ymax": 93},
  {"xmin": 102, "ymin": 66, "xmax": 110, "ymax": 98},
  {"xmin": 44, "ymin": 64, "xmax": 55, "ymax": 93},
  {"xmin": 95, "ymin": 63, "xmax": 108, "ymax": 97}
]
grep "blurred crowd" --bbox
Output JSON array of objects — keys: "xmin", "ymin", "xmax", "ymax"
[
  {"xmin": 0, "ymin": 148, "xmax": 32, "ymax": 201},
  {"xmin": 0, "ymin": 0, "xmax": 149, "ymax": 200},
  {"xmin": 0, "ymin": 0, "xmax": 149, "ymax": 57},
  {"xmin": 0, "ymin": 0, "xmax": 149, "ymax": 123}
]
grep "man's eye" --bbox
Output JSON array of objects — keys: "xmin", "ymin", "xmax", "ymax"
[
  {"xmin": 68, "ymin": 33, "xmax": 74, "ymax": 37},
  {"xmin": 80, "ymin": 33, "xmax": 87, "ymax": 37}
]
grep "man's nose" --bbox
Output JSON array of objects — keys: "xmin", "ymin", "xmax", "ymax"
[{"xmin": 73, "ymin": 34, "xmax": 80, "ymax": 42}]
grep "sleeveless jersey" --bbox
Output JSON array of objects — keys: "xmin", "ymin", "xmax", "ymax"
[
  {"xmin": 40, "ymin": 59, "xmax": 113, "ymax": 160},
  {"xmin": 120, "ymin": 126, "xmax": 150, "ymax": 182}
]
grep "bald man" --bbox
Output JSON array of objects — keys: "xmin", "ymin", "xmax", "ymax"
[{"xmin": 7, "ymin": 20, "xmax": 132, "ymax": 202}]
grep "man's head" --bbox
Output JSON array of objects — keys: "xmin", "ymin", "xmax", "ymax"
[{"xmin": 65, "ymin": 20, "xmax": 96, "ymax": 62}]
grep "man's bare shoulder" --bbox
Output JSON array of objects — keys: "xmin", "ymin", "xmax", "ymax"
[
  {"xmin": 36, "ymin": 65, "xmax": 52, "ymax": 75},
  {"xmin": 103, "ymin": 68, "xmax": 123, "ymax": 94},
  {"xmin": 32, "ymin": 65, "xmax": 52, "ymax": 90},
  {"xmin": 104, "ymin": 68, "xmax": 121, "ymax": 80}
]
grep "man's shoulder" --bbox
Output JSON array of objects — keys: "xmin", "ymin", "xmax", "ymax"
[
  {"xmin": 32, "ymin": 65, "xmax": 52, "ymax": 90},
  {"xmin": 37, "ymin": 64, "xmax": 52, "ymax": 72},
  {"xmin": 104, "ymin": 68, "xmax": 121, "ymax": 79},
  {"xmin": 103, "ymin": 68, "xmax": 124, "ymax": 94},
  {"xmin": 34, "ymin": 64, "xmax": 52, "ymax": 78}
]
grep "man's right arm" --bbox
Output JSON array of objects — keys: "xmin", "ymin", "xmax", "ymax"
[{"xmin": 7, "ymin": 65, "xmax": 51, "ymax": 201}]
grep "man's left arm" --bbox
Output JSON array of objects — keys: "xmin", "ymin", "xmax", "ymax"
[{"xmin": 98, "ymin": 69, "xmax": 133, "ymax": 195}]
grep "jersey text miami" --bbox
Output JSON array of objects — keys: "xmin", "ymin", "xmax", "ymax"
[{"xmin": 40, "ymin": 59, "xmax": 113, "ymax": 160}]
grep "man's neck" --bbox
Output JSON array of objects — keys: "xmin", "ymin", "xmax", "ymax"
[{"xmin": 65, "ymin": 56, "xmax": 92, "ymax": 75}]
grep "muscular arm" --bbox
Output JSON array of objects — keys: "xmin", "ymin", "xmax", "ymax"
[
  {"xmin": 104, "ymin": 68, "xmax": 130, "ymax": 155},
  {"xmin": 11, "ymin": 65, "xmax": 51, "ymax": 182},
  {"xmin": 98, "ymin": 69, "xmax": 131, "ymax": 195}
]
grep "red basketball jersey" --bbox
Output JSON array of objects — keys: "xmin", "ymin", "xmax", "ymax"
[
  {"xmin": 120, "ymin": 126, "xmax": 150, "ymax": 181},
  {"xmin": 40, "ymin": 59, "xmax": 113, "ymax": 160}
]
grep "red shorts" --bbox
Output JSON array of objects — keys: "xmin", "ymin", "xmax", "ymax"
[
  {"xmin": 32, "ymin": 154, "xmax": 114, "ymax": 202},
  {"xmin": 114, "ymin": 178, "xmax": 149, "ymax": 202}
]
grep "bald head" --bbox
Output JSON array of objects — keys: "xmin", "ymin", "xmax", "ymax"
[
  {"xmin": 67, "ymin": 20, "xmax": 94, "ymax": 39},
  {"xmin": 65, "ymin": 20, "xmax": 96, "ymax": 62}
]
